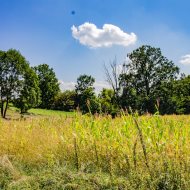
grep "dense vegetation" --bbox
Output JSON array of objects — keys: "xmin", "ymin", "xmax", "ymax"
[
  {"xmin": 1, "ymin": 45, "xmax": 190, "ymax": 118},
  {"xmin": 0, "ymin": 46, "xmax": 190, "ymax": 189},
  {"xmin": 0, "ymin": 112, "xmax": 190, "ymax": 189},
  {"xmin": 0, "ymin": 49, "xmax": 40, "ymax": 118}
]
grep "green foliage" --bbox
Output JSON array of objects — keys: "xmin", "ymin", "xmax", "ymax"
[
  {"xmin": 171, "ymin": 75, "xmax": 190, "ymax": 114},
  {"xmin": 86, "ymin": 95, "xmax": 101, "ymax": 114},
  {"xmin": 119, "ymin": 45, "xmax": 179, "ymax": 114},
  {"xmin": 155, "ymin": 75, "xmax": 190, "ymax": 114},
  {"xmin": 155, "ymin": 81, "xmax": 176, "ymax": 114},
  {"xmin": 99, "ymin": 88, "xmax": 119, "ymax": 116},
  {"xmin": 13, "ymin": 67, "xmax": 41, "ymax": 113},
  {"xmin": 34, "ymin": 64, "xmax": 60, "ymax": 109},
  {"xmin": 1, "ymin": 45, "xmax": 190, "ymax": 116},
  {"xmin": 75, "ymin": 74, "xmax": 100, "ymax": 114},
  {"xmin": 0, "ymin": 49, "xmax": 34, "ymax": 117},
  {"xmin": 52, "ymin": 90, "xmax": 77, "ymax": 111},
  {"xmin": 78, "ymin": 87, "xmax": 100, "ymax": 114},
  {"xmin": 75, "ymin": 74, "xmax": 95, "ymax": 94}
]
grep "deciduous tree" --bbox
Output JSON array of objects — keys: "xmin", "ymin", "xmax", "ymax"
[
  {"xmin": 75, "ymin": 74, "xmax": 100, "ymax": 114},
  {"xmin": 34, "ymin": 64, "xmax": 60, "ymax": 109},
  {"xmin": 0, "ymin": 49, "xmax": 31, "ymax": 118},
  {"xmin": 120, "ymin": 45, "xmax": 179, "ymax": 113},
  {"xmin": 13, "ymin": 67, "xmax": 41, "ymax": 113}
]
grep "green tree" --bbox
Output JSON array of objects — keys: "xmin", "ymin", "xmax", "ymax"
[
  {"xmin": 157, "ymin": 75, "xmax": 190, "ymax": 115},
  {"xmin": 0, "ymin": 49, "xmax": 31, "ymax": 118},
  {"xmin": 120, "ymin": 45, "xmax": 179, "ymax": 113},
  {"xmin": 99, "ymin": 88, "xmax": 118, "ymax": 116},
  {"xmin": 13, "ymin": 67, "xmax": 41, "ymax": 113},
  {"xmin": 75, "ymin": 74, "xmax": 95, "ymax": 94},
  {"xmin": 53, "ymin": 90, "xmax": 77, "ymax": 111},
  {"xmin": 171, "ymin": 75, "xmax": 190, "ymax": 114},
  {"xmin": 154, "ymin": 81, "xmax": 175, "ymax": 114},
  {"xmin": 75, "ymin": 74, "xmax": 100, "ymax": 114},
  {"xmin": 34, "ymin": 64, "xmax": 60, "ymax": 109}
]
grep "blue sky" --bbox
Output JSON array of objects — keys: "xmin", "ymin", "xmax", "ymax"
[{"xmin": 1, "ymin": 0, "xmax": 190, "ymax": 91}]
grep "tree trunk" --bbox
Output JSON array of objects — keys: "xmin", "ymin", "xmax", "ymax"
[
  {"xmin": 1, "ymin": 100, "xmax": 4, "ymax": 118},
  {"xmin": 3, "ymin": 97, "xmax": 8, "ymax": 118}
]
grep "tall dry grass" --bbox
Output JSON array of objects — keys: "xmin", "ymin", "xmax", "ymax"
[{"xmin": 0, "ymin": 113, "xmax": 190, "ymax": 188}]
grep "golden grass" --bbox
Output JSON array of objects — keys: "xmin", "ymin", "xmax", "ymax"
[
  {"xmin": 1, "ymin": 113, "xmax": 190, "ymax": 188},
  {"xmin": 0, "ymin": 113, "xmax": 190, "ymax": 175}
]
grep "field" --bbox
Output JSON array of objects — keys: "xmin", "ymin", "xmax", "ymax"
[{"xmin": 0, "ymin": 110, "xmax": 190, "ymax": 189}]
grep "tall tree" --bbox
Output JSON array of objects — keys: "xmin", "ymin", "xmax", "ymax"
[
  {"xmin": 0, "ymin": 49, "xmax": 30, "ymax": 118},
  {"xmin": 34, "ymin": 64, "xmax": 60, "ymax": 109},
  {"xmin": 13, "ymin": 67, "xmax": 41, "ymax": 113},
  {"xmin": 120, "ymin": 45, "xmax": 179, "ymax": 113},
  {"xmin": 75, "ymin": 74, "xmax": 99, "ymax": 114},
  {"xmin": 75, "ymin": 74, "xmax": 95, "ymax": 94}
]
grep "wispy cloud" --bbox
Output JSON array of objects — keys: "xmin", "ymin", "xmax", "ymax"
[
  {"xmin": 179, "ymin": 54, "xmax": 190, "ymax": 65},
  {"xmin": 59, "ymin": 81, "xmax": 76, "ymax": 91},
  {"xmin": 71, "ymin": 22, "xmax": 137, "ymax": 48},
  {"xmin": 94, "ymin": 81, "xmax": 110, "ymax": 93},
  {"xmin": 59, "ymin": 80, "xmax": 110, "ymax": 93}
]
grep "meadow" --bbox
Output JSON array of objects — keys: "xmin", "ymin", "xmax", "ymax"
[{"xmin": 0, "ymin": 110, "xmax": 190, "ymax": 189}]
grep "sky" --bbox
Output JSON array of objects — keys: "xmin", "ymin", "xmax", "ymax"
[{"xmin": 1, "ymin": 0, "xmax": 190, "ymax": 92}]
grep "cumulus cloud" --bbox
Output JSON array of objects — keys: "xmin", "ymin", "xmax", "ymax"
[
  {"xmin": 179, "ymin": 54, "xmax": 190, "ymax": 65},
  {"xmin": 71, "ymin": 22, "xmax": 137, "ymax": 48},
  {"xmin": 59, "ymin": 80, "xmax": 110, "ymax": 93}
]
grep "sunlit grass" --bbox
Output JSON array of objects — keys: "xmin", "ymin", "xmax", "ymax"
[
  {"xmin": 6, "ymin": 106, "xmax": 75, "ymax": 119},
  {"xmin": 28, "ymin": 108, "xmax": 75, "ymax": 117},
  {"xmin": 0, "ymin": 113, "xmax": 190, "ymax": 189}
]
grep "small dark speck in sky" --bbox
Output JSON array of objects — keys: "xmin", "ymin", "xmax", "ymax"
[{"xmin": 71, "ymin": 10, "xmax": 76, "ymax": 15}]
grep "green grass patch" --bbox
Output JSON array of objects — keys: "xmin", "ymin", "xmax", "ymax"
[
  {"xmin": 28, "ymin": 108, "xmax": 75, "ymax": 117},
  {"xmin": 5, "ymin": 105, "xmax": 74, "ymax": 119}
]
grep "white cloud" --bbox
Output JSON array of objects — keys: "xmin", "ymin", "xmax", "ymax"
[
  {"xmin": 179, "ymin": 54, "xmax": 190, "ymax": 65},
  {"xmin": 94, "ymin": 81, "xmax": 111, "ymax": 93},
  {"xmin": 71, "ymin": 22, "xmax": 137, "ymax": 48},
  {"xmin": 59, "ymin": 81, "xmax": 76, "ymax": 91},
  {"xmin": 59, "ymin": 80, "xmax": 110, "ymax": 93}
]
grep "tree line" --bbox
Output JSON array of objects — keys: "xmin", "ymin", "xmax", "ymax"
[{"xmin": 0, "ymin": 45, "xmax": 190, "ymax": 118}]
